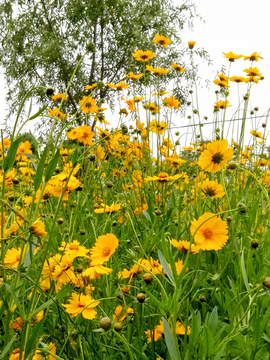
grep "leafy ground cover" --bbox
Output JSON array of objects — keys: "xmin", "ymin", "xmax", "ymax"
[{"xmin": 1, "ymin": 38, "xmax": 270, "ymax": 360}]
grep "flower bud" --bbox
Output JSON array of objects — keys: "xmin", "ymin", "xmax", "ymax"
[
  {"xmin": 137, "ymin": 293, "xmax": 146, "ymax": 303},
  {"xmin": 100, "ymin": 317, "xmax": 111, "ymax": 330},
  {"xmin": 143, "ymin": 273, "xmax": 153, "ymax": 283},
  {"xmin": 263, "ymin": 277, "xmax": 270, "ymax": 289},
  {"xmin": 114, "ymin": 322, "xmax": 122, "ymax": 332}
]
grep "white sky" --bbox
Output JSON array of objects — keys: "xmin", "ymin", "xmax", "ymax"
[{"xmin": 1, "ymin": 0, "xmax": 269, "ymax": 145}]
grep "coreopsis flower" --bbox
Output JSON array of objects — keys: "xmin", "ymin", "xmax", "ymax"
[
  {"xmin": 152, "ymin": 34, "xmax": 171, "ymax": 47},
  {"xmin": 16, "ymin": 141, "xmax": 33, "ymax": 161},
  {"xmin": 113, "ymin": 305, "xmax": 134, "ymax": 322},
  {"xmin": 31, "ymin": 219, "xmax": 47, "ymax": 237},
  {"xmin": 213, "ymin": 79, "xmax": 230, "ymax": 88},
  {"xmin": 170, "ymin": 62, "xmax": 185, "ymax": 72},
  {"xmin": 1, "ymin": 138, "xmax": 11, "ymax": 149},
  {"xmin": 79, "ymin": 96, "xmax": 99, "ymax": 113},
  {"xmin": 170, "ymin": 239, "xmax": 200, "ymax": 254},
  {"xmin": 229, "ymin": 76, "xmax": 247, "ymax": 83},
  {"xmin": 145, "ymin": 172, "xmax": 182, "ymax": 183},
  {"xmin": 198, "ymin": 139, "xmax": 234, "ymax": 173},
  {"xmin": 32, "ymin": 342, "xmax": 56, "ymax": 360},
  {"xmin": 47, "ymin": 107, "xmax": 69, "ymax": 120},
  {"xmin": 132, "ymin": 49, "xmax": 155, "ymax": 61},
  {"xmin": 51, "ymin": 92, "xmax": 67, "ymax": 101},
  {"xmin": 244, "ymin": 52, "xmax": 263, "ymax": 61},
  {"xmin": 201, "ymin": 179, "xmax": 225, "ymax": 198},
  {"xmin": 167, "ymin": 258, "xmax": 185, "ymax": 275},
  {"xmin": 76, "ymin": 124, "xmax": 95, "ymax": 145},
  {"xmin": 143, "ymin": 102, "xmax": 161, "ymax": 113},
  {"xmin": 188, "ymin": 41, "xmax": 196, "ymax": 49},
  {"xmin": 82, "ymin": 264, "xmax": 113, "ymax": 279},
  {"xmin": 151, "ymin": 67, "xmax": 170, "ymax": 75},
  {"xmin": 4, "ymin": 248, "xmax": 21, "ymax": 268},
  {"xmin": 62, "ymin": 293, "xmax": 100, "ymax": 319},
  {"xmin": 243, "ymin": 67, "xmax": 262, "ymax": 77},
  {"xmin": 190, "ymin": 212, "xmax": 229, "ymax": 250},
  {"xmin": 108, "ymin": 81, "xmax": 130, "ymax": 90},
  {"xmin": 9, "ymin": 349, "xmax": 24, "ymax": 360},
  {"xmin": 67, "ymin": 128, "xmax": 79, "ymax": 140},
  {"xmin": 84, "ymin": 83, "xmax": 98, "ymax": 90},
  {"xmin": 163, "ymin": 95, "xmax": 180, "ymax": 109},
  {"xmin": 256, "ymin": 158, "xmax": 268, "ymax": 167},
  {"xmin": 240, "ymin": 150, "xmax": 252, "ymax": 160},
  {"xmin": 90, "ymin": 233, "xmax": 119, "ymax": 265},
  {"xmin": 42, "ymin": 254, "xmax": 75, "ymax": 285},
  {"xmin": 59, "ymin": 240, "xmax": 89, "ymax": 260},
  {"xmin": 10, "ymin": 317, "xmax": 24, "ymax": 330},
  {"xmin": 165, "ymin": 153, "xmax": 187, "ymax": 168},
  {"xmin": 145, "ymin": 320, "xmax": 190, "ymax": 342},
  {"xmin": 152, "ymin": 90, "xmax": 170, "ymax": 96},
  {"xmin": 213, "ymin": 100, "xmax": 232, "ymax": 110},
  {"xmin": 149, "ymin": 119, "xmax": 167, "ymax": 135},
  {"xmin": 250, "ymin": 130, "xmax": 264, "ymax": 139},
  {"xmin": 124, "ymin": 72, "xmax": 143, "ymax": 80},
  {"xmin": 4, "ymin": 221, "xmax": 20, "ymax": 238},
  {"xmin": 222, "ymin": 52, "xmax": 243, "ymax": 62},
  {"xmin": 118, "ymin": 259, "xmax": 146, "ymax": 279},
  {"xmin": 94, "ymin": 202, "xmax": 121, "ymax": 214}
]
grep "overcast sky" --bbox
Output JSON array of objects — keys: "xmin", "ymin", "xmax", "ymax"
[{"xmin": 1, "ymin": 0, "xmax": 269, "ymax": 144}]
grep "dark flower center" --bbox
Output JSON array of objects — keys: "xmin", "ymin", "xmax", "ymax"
[
  {"xmin": 211, "ymin": 152, "xmax": 224, "ymax": 164},
  {"xmin": 204, "ymin": 188, "xmax": 216, "ymax": 197},
  {"xmin": 141, "ymin": 55, "xmax": 148, "ymax": 59}
]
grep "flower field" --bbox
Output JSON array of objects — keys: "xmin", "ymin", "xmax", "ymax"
[{"xmin": 1, "ymin": 37, "xmax": 270, "ymax": 359}]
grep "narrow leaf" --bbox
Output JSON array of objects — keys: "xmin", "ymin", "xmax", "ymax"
[
  {"xmin": 34, "ymin": 147, "xmax": 48, "ymax": 192},
  {"xmin": 28, "ymin": 105, "xmax": 47, "ymax": 120},
  {"xmin": 3, "ymin": 138, "xmax": 21, "ymax": 172},
  {"xmin": 25, "ymin": 318, "xmax": 45, "ymax": 358},
  {"xmin": 45, "ymin": 149, "xmax": 60, "ymax": 182},
  {"xmin": 162, "ymin": 317, "xmax": 180, "ymax": 360},
  {"xmin": 208, "ymin": 306, "xmax": 218, "ymax": 335},
  {"xmin": 72, "ymin": 148, "xmax": 78, "ymax": 167},
  {"xmin": 241, "ymin": 251, "xmax": 250, "ymax": 292},
  {"xmin": 158, "ymin": 250, "xmax": 175, "ymax": 286},
  {"xmin": 0, "ymin": 334, "xmax": 17, "ymax": 360},
  {"xmin": 143, "ymin": 210, "xmax": 152, "ymax": 224}
]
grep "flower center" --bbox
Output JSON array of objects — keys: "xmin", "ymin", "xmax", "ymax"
[
  {"xmin": 158, "ymin": 172, "xmax": 169, "ymax": 179},
  {"xmin": 141, "ymin": 55, "xmax": 148, "ymax": 59},
  {"xmin": 78, "ymin": 301, "xmax": 86, "ymax": 308},
  {"xmin": 211, "ymin": 152, "xmax": 224, "ymax": 164},
  {"xmin": 203, "ymin": 228, "xmax": 212, "ymax": 240},
  {"xmin": 204, "ymin": 188, "xmax": 216, "ymax": 197},
  {"xmin": 103, "ymin": 247, "xmax": 111, "ymax": 257},
  {"xmin": 70, "ymin": 244, "xmax": 79, "ymax": 250}
]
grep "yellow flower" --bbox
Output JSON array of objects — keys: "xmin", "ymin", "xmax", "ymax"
[
  {"xmin": 201, "ymin": 179, "xmax": 225, "ymax": 198},
  {"xmin": 16, "ymin": 141, "xmax": 33, "ymax": 161},
  {"xmin": 190, "ymin": 212, "xmax": 228, "ymax": 251},
  {"xmin": 230, "ymin": 76, "xmax": 247, "ymax": 83},
  {"xmin": 84, "ymin": 83, "xmax": 98, "ymax": 90},
  {"xmin": 198, "ymin": 139, "xmax": 234, "ymax": 173},
  {"xmin": 188, "ymin": 41, "xmax": 196, "ymax": 49},
  {"xmin": 213, "ymin": 100, "xmax": 232, "ymax": 110},
  {"xmin": 47, "ymin": 107, "xmax": 69, "ymax": 120},
  {"xmin": 163, "ymin": 95, "xmax": 180, "ymax": 109},
  {"xmin": 90, "ymin": 233, "xmax": 119, "ymax": 265},
  {"xmin": 31, "ymin": 219, "xmax": 47, "ymax": 236},
  {"xmin": 59, "ymin": 240, "xmax": 89, "ymax": 260},
  {"xmin": 124, "ymin": 72, "xmax": 143, "ymax": 80},
  {"xmin": 108, "ymin": 81, "xmax": 130, "ymax": 90},
  {"xmin": 170, "ymin": 62, "xmax": 185, "ymax": 72},
  {"xmin": 170, "ymin": 239, "xmax": 200, "ymax": 254},
  {"xmin": 143, "ymin": 102, "xmax": 160, "ymax": 113},
  {"xmin": 244, "ymin": 52, "xmax": 263, "ymax": 61},
  {"xmin": 9, "ymin": 349, "xmax": 24, "ymax": 360},
  {"xmin": 132, "ymin": 50, "xmax": 155, "ymax": 62},
  {"xmin": 213, "ymin": 79, "xmax": 230, "ymax": 88},
  {"xmin": 4, "ymin": 248, "xmax": 21, "ymax": 268},
  {"xmin": 222, "ymin": 52, "xmax": 243, "ymax": 62},
  {"xmin": 32, "ymin": 342, "xmax": 56, "ymax": 360},
  {"xmin": 145, "ymin": 172, "xmax": 182, "ymax": 183},
  {"xmin": 152, "ymin": 67, "xmax": 170, "ymax": 75},
  {"xmin": 82, "ymin": 264, "xmax": 113, "ymax": 279},
  {"xmin": 243, "ymin": 67, "xmax": 262, "ymax": 77},
  {"xmin": 250, "ymin": 130, "xmax": 264, "ymax": 139},
  {"xmin": 94, "ymin": 202, "xmax": 121, "ymax": 214},
  {"xmin": 77, "ymin": 124, "xmax": 95, "ymax": 145},
  {"xmin": 62, "ymin": 293, "xmax": 100, "ymax": 319},
  {"xmin": 149, "ymin": 119, "xmax": 167, "ymax": 135},
  {"xmin": 79, "ymin": 96, "xmax": 99, "ymax": 113},
  {"xmin": 152, "ymin": 34, "xmax": 171, "ymax": 47},
  {"xmin": 51, "ymin": 92, "xmax": 67, "ymax": 101}
]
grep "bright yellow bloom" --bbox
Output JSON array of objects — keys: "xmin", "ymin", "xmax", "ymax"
[
  {"xmin": 243, "ymin": 67, "xmax": 262, "ymax": 77},
  {"xmin": 32, "ymin": 342, "xmax": 56, "ymax": 360},
  {"xmin": 201, "ymin": 179, "xmax": 225, "ymax": 198},
  {"xmin": 170, "ymin": 239, "xmax": 200, "ymax": 254},
  {"xmin": 222, "ymin": 52, "xmax": 243, "ymax": 61},
  {"xmin": 79, "ymin": 96, "xmax": 99, "ymax": 113},
  {"xmin": 108, "ymin": 81, "xmax": 130, "ymax": 90},
  {"xmin": 132, "ymin": 50, "xmax": 155, "ymax": 61},
  {"xmin": 229, "ymin": 76, "xmax": 247, "ymax": 83},
  {"xmin": 16, "ymin": 141, "xmax": 33, "ymax": 161},
  {"xmin": 250, "ymin": 130, "xmax": 264, "ymax": 139},
  {"xmin": 151, "ymin": 67, "xmax": 170, "ymax": 75},
  {"xmin": 188, "ymin": 41, "xmax": 196, "ymax": 49},
  {"xmin": 149, "ymin": 119, "xmax": 167, "ymax": 135},
  {"xmin": 59, "ymin": 240, "xmax": 89, "ymax": 260},
  {"xmin": 145, "ymin": 172, "xmax": 182, "ymax": 182},
  {"xmin": 190, "ymin": 212, "xmax": 228, "ymax": 250},
  {"xmin": 94, "ymin": 202, "xmax": 121, "ymax": 214},
  {"xmin": 124, "ymin": 72, "xmax": 143, "ymax": 80},
  {"xmin": 213, "ymin": 100, "xmax": 232, "ymax": 110},
  {"xmin": 170, "ymin": 62, "xmax": 185, "ymax": 72},
  {"xmin": 51, "ymin": 92, "xmax": 67, "ymax": 101},
  {"xmin": 77, "ymin": 125, "xmax": 95, "ymax": 145},
  {"xmin": 84, "ymin": 83, "xmax": 98, "ymax": 90},
  {"xmin": 152, "ymin": 34, "xmax": 171, "ymax": 47},
  {"xmin": 62, "ymin": 293, "xmax": 100, "ymax": 319},
  {"xmin": 82, "ymin": 264, "xmax": 113, "ymax": 279},
  {"xmin": 213, "ymin": 79, "xmax": 230, "ymax": 88},
  {"xmin": 31, "ymin": 219, "xmax": 47, "ymax": 236},
  {"xmin": 198, "ymin": 139, "xmax": 234, "ymax": 173},
  {"xmin": 47, "ymin": 107, "xmax": 69, "ymax": 120},
  {"xmin": 90, "ymin": 233, "xmax": 119, "ymax": 265},
  {"xmin": 244, "ymin": 52, "xmax": 263, "ymax": 61},
  {"xmin": 163, "ymin": 95, "xmax": 180, "ymax": 109},
  {"xmin": 4, "ymin": 248, "xmax": 21, "ymax": 268}
]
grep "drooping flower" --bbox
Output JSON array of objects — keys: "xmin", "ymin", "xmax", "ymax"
[
  {"xmin": 250, "ymin": 130, "xmax": 264, "ymax": 139},
  {"xmin": 198, "ymin": 139, "xmax": 234, "ymax": 173},
  {"xmin": 62, "ymin": 293, "xmax": 100, "ymax": 319},
  {"xmin": 188, "ymin": 41, "xmax": 196, "ymax": 49},
  {"xmin": 244, "ymin": 52, "xmax": 263, "ymax": 61},
  {"xmin": 132, "ymin": 50, "xmax": 155, "ymax": 62},
  {"xmin": 84, "ymin": 83, "xmax": 98, "ymax": 90},
  {"xmin": 31, "ymin": 219, "xmax": 47, "ymax": 237},
  {"xmin": 190, "ymin": 212, "xmax": 228, "ymax": 250},
  {"xmin": 90, "ymin": 233, "xmax": 119, "ymax": 265},
  {"xmin": 82, "ymin": 264, "xmax": 113, "ymax": 279},
  {"xmin": 152, "ymin": 34, "xmax": 171, "ymax": 47}
]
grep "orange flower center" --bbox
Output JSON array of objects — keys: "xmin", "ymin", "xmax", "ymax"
[
  {"xmin": 103, "ymin": 247, "xmax": 111, "ymax": 257},
  {"xmin": 16, "ymin": 254, "xmax": 20, "ymax": 261},
  {"xmin": 211, "ymin": 152, "xmax": 224, "ymax": 164},
  {"xmin": 70, "ymin": 244, "xmax": 79, "ymax": 250},
  {"xmin": 203, "ymin": 228, "xmax": 212, "ymax": 240},
  {"xmin": 78, "ymin": 301, "xmax": 86, "ymax": 308},
  {"xmin": 61, "ymin": 260, "xmax": 71, "ymax": 270},
  {"xmin": 158, "ymin": 172, "xmax": 169, "ymax": 179}
]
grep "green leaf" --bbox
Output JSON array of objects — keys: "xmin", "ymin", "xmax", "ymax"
[
  {"xmin": 28, "ymin": 105, "xmax": 47, "ymax": 120},
  {"xmin": 0, "ymin": 334, "xmax": 17, "ymax": 360},
  {"xmin": 3, "ymin": 283, "xmax": 23, "ymax": 316},
  {"xmin": 144, "ymin": 290, "xmax": 167, "ymax": 311},
  {"xmin": 241, "ymin": 251, "xmax": 250, "ymax": 292},
  {"xmin": 158, "ymin": 250, "xmax": 175, "ymax": 286},
  {"xmin": 189, "ymin": 308, "xmax": 200, "ymax": 348},
  {"xmin": 34, "ymin": 146, "xmax": 48, "ymax": 192},
  {"xmin": 208, "ymin": 307, "xmax": 218, "ymax": 335},
  {"xmin": 142, "ymin": 210, "xmax": 152, "ymax": 224},
  {"xmin": 20, "ymin": 152, "xmax": 40, "ymax": 161},
  {"xmin": 25, "ymin": 318, "xmax": 45, "ymax": 358},
  {"xmin": 162, "ymin": 317, "xmax": 180, "ymax": 360},
  {"xmin": 45, "ymin": 149, "xmax": 60, "ymax": 182},
  {"xmin": 254, "ymin": 347, "xmax": 269, "ymax": 360},
  {"xmin": 3, "ymin": 138, "xmax": 21, "ymax": 172},
  {"xmin": 72, "ymin": 148, "xmax": 78, "ymax": 167}
]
